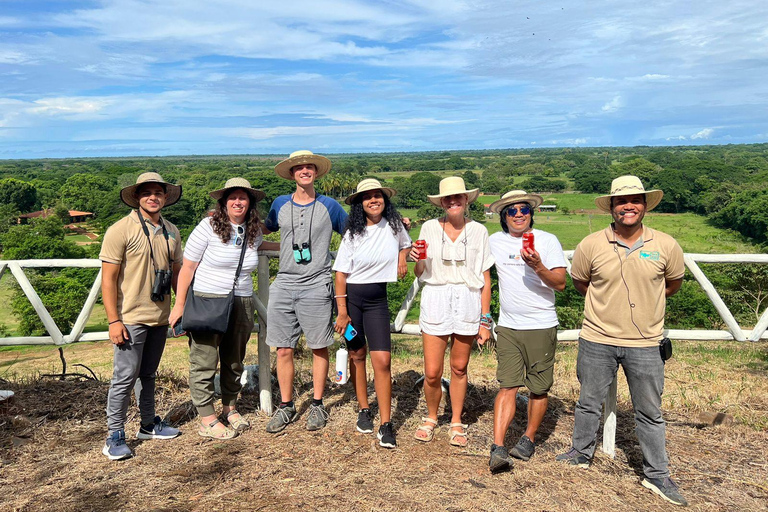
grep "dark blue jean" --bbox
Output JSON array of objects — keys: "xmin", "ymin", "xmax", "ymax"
[{"xmin": 572, "ymin": 338, "xmax": 669, "ymax": 479}]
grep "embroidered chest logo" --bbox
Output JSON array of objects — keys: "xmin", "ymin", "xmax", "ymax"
[{"xmin": 639, "ymin": 251, "xmax": 660, "ymax": 261}]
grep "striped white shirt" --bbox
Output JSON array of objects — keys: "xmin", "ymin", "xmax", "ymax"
[{"xmin": 184, "ymin": 217, "xmax": 263, "ymax": 296}]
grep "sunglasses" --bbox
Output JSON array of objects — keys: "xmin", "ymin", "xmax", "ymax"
[
  {"xmin": 233, "ymin": 225, "xmax": 245, "ymax": 246},
  {"xmin": 506, "ymin": 206, "xmax": 531, "ymax": 216}
]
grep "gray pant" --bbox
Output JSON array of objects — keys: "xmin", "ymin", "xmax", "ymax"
[
  {"xmin": 106, "ymin": 324, "xmax": 167, "ymax": 434},
  {"xmin": 188, "ymin": 295, "xmax": 255, "ymax": 417},
  {"xmin": 572, "ymin": 338, "xmax": 670, "ymax": 479}
]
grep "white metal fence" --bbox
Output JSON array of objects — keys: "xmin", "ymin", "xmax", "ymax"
[{"xmin": 2, "ymin": 252, "xmax": 767, "ymax": 456}]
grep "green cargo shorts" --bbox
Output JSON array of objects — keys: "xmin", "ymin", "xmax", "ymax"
[{"xmin": 495, "ymin": 325, "xmax": 557, "ymax": 395}]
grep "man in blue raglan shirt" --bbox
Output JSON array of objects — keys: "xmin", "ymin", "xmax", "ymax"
[{"xmin": 264, "ymin": 150, "xmax": 348, "ymax": 433}]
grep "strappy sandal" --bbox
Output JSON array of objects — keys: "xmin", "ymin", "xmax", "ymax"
[
  {"xmin": 449, "ymin": 423, "xmax": 469, "ymax": 447},
  {"xmin": 223, "ymin": 409, "xmax": 250, "ymax": 432},
  {"xmin": 198, "ymin": 418, "xmax": 237, "ymax": 440},
  {"xmin": 414, "ymin": 417, "xmax": 438, "ymax": 442}
]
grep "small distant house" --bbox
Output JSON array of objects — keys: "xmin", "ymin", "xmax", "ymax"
[
  {"xmin": 17, "ymin": 209, "xmax": 94, "ymax": 224},
  {"xmin": 538, "ymin": 205, "xmax": 557, "ymax": 212}
]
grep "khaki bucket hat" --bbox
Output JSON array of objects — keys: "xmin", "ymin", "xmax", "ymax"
[
  {"xmin": 120, "ymin": 172, "xmax": 182, "ymax": 208},
  {"xmin": 427, "ymin": 176, "xmax": 480, "ymax": 207},
  {"xmin": 209, "ymin": 177, "xmax": 266, "ymax": 203},
  {"xmin": 489, "ymin": 190, "xmax": 544, "ymax": 214},
  {"xmin": 274, "ymin": 150, "xmax": 332, "ymax": 180},
  {"xmin": 595, "ymin": 175, "xmax": 664, "ymax": 212},
  {"xmin": 345, "ymin": 178, "xmax": 396, "ymax": 205}
]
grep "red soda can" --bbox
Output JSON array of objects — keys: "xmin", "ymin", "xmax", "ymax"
[
  {"xmin": 522, "ymin": 232, "xmax": 534, "ymax": 252},
  {"xmin": 414, "ymin": 239, "xmax": 427, "ymax": 260}
]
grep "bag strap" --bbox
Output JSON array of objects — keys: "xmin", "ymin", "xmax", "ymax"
[{"xmin": 232, "ymin": 228, "xmax": 248, "ymax": 289}]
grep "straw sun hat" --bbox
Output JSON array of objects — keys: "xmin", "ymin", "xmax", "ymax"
[
  {"xmin": 274, "ymin": 150, "xmax": 332, "ymax": 180},
  {"xmin": 427, "ymin": 177, "xmax": 480, "ymax": 207},
  {"xmin": 594, "ymin": 175, "xmax": 664, "ymax": 213},
  {"xmin": 209, "ymin": 177, "xmax": 266, "ymax": 202},
  {"xmin": 120, "ymin": 172, "xmax": 182, "ymax": 208},
  {"xmin": 345, "ymin": 178, "xmax": 396, "ymax": 205},
  {"xmin": 489, "ymin": 190, "xmax": 544, "ymax": 214}
]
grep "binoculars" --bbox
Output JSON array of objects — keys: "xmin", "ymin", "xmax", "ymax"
[
  {"xmin": 151, "ymin": 269, "xmax": 173, "ymax": 302},
  {"xmin": 292, "ymin": 242, "xmax": 312, "ymax": 263}
]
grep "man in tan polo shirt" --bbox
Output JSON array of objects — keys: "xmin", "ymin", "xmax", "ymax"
[
  {"xmin": 100, "ymin": 173, "xmax": 183, "ymax": 460},
  {"xmin": 556, "ymin": 176, "xmax": 688, "ymax": 507}
]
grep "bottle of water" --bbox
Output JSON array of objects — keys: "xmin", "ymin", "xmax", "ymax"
[{"xmin": 334, "ymin": 346, "xmax": 349, "ymax": 385}]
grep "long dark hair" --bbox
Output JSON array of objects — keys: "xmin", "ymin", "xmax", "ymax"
[
  {"xmin": 500, "ymin": 202, "xmax": 535, "ymax": 233},
  {"xmin": 345, "ymin": 194, "xmax": 404, "ymax": 240},
  {"xmin": 210, "ymin": 188, "xmax": 262, "ymax": 248}
]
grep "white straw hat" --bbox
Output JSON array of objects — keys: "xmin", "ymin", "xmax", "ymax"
[
  {"xmin": 120, "ymin": 172, "xmax": 182, "ymax": 208},
  {"xmin": 209, "ymin": 177, "xmax": 266, "ymax": 202},
  {"xmin": 595, "ymin": 175, "xmax": 663, "ymax": 212},
  {"xmin": 489, "ymin": 190, "xmax": 543, "ymax": 214},
  {"xmin": 274, "ymin": 150, "xmax": 332, "ymax": 180},
  {"xmin": 345, "ymin": 178, "xmax": 396, "ymax": 205},
  {"xmin": 427, "ymin": 177, "xmax": 480, "ymax": 207}
]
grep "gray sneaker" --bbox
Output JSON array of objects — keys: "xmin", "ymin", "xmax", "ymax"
[
  {"xmin": 642, "ymin": 477, "xmax": 689, "ymax": 506},
  {"xmin": 102, "ymin": 430, "xmax": 133, "ymax": 460},
  {"xmin": 306, "ymin": 403, "xmax": 330, "ymax": 431},
  {"xmin": 555, "ymin": 447, "xmax": 591, "ymax": 468},
  {"xmin": 266, "ymin": 405, "xmax": 298, "ymax": 433},
  {"xmin": 510, "ymin": 435, "xmax": 535, "ymax": 461},
  {"xmin": 489, "ymin": 444, "xmax": 512, "ymax": 473},
  {"xmin": 356, "ymin": 408, "xmax": 374, "ymax": 434},
  {"xmin": 137, "ymin": 416, "xmax": 180, "ymax": 440}
]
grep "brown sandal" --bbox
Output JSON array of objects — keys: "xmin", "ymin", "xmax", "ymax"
[
  {"xmin": 414, "ymin": 417, "xmax": 438, "ymax": 442},
  {"xmin": 449, "ymin": 423, "xmax": 468, "ymax": 447},
  {"xmin": 198, "ymin": 418, "xmax": 237, "ymax": 440},
  {"xmin": 223, "ymin": 409, "xmax": 250, "ymax": 432}
]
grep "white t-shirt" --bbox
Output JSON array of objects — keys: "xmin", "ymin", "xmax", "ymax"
[
  {"xmin": 184, "ymin": 217, "xmax": 263, "ymax": 296},
  {"xmin": 489, "ymin": 228, "xmax": 567, "ymax": 329},
  {"xmin": 417, "ymin": 218, "xmax": 494, "ymax": 291},
  {"xmin": 332, "ymin": 218, "xmax": 412, "ymax": 284}
]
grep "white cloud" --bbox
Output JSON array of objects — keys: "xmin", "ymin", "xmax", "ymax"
[
  {"xmin": 691, "ymin": 128, "xmax": 714, "ymax": 139},
  {"xmin": 666, "ymin": 135, "xmax": 687, "ymax": 141},
  {"xmin": 601, "ymin": 96, "xmax": 622, "ymax": 113}
]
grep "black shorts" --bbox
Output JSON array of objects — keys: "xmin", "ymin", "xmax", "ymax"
[{"xmin": 346, "ymin": 282, "xmax": 391, "ymax": 352}]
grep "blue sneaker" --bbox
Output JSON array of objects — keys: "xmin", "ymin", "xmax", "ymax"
[
  {"xmin": 137, "ymin": 416, "xmax": 180, "ymax": 440},
  {"xmin": 102, "ymin": 430, "xmax": 133, "ymax": 460}
]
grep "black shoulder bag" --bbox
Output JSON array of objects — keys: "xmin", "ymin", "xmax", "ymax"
[{"xmin": 181, "ymin": 230, "xmax": 248, "ymax": 334}]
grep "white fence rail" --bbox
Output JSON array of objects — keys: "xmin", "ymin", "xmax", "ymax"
[{"xmin": 2, "ymin": 252, "xmax": 767, "ymax": 455}]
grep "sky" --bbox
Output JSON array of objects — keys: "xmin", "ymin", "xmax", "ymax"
[{"xmin": 0, "ymin": 0, "xmax": 767, "ymax": 158}]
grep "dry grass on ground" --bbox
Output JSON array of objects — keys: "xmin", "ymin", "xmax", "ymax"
[{"xmin": 1, "ymin": 337, "xmax": 767, "ymax": 512}]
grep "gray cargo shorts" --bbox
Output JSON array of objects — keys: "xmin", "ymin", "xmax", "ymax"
[{"xmin": 266, "ymin": 281, "xmax": 335, "ymax": 350}]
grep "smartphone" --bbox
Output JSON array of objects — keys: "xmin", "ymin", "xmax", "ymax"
[
  {"xmin": 172, "ymin": 322, "xmax": 186, "ymax": 337},
  {"xmin": 344, "ymin": 323, "xmax": 358, "ymax": 341}
]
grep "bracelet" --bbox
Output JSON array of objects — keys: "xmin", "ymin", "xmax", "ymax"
[
  {"xmin": 108, "ymin": 319, "xmax": 121, "ymax": 325},
  {"xmin": 334, "ymin": 294, "xmax": 348, "ymax": 298},
  {"xmin": 480, "ymin": 313, "xmax": 493, "ymax": 330}
]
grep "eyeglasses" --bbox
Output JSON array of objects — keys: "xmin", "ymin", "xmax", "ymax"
[
  {"xmin": 233, "ymin": 225, "xmax": 245, "ymax": 246},
  {"xmin": 441, "ymin": 219, "xmax": 468, "ymax": 263},
  {"xmin": 506, "ymin": 206, "xmax": 531, "ymax": 216}
]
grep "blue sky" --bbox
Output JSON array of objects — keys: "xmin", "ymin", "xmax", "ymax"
[{"xmin": 1, "ymin": 0, "xmax": 766, "ymax": 158}]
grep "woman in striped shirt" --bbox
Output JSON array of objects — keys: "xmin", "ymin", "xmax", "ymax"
[{"xmin": 169, "ymin": 178, "xmax": 278, "ymax": 439}]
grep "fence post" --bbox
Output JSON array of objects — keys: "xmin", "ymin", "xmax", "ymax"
[{"xmin": 257, "ymin": 254, "xmax": 273, "ymax": 415}]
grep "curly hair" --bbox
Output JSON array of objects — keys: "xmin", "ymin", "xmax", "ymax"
[
  {"xmin": 500, "ymin": 202, "xmax": 535, "ymax": 233},
  {"xmin": 345, "ymin": 194, "xmax": 404, "ymax": 240},
  {"xmin": 210, "ymin": 189, "xmax": 262, "ymax": 248}
]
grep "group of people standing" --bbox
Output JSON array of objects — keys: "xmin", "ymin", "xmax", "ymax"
[{"xmin": 99, "ymin": 149, "xmax": 688, "ymax": 507}]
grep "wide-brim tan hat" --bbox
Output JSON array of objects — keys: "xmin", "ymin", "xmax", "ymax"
[
  {"xmin": 345, "ymin": 178, "xmax": 396, "ymax": 205},
  {"xmin": 120, "ymin": 172, "xmax": 182, "ymax": 208},
  {"xmin": 427, "ymin": 176, "xmax": 480, "ymax": 207},
  {"xmin": 209, "ymin": 177, "xmax": 266, "ymax": 203},
  {"xmin": 274, "ymin": 150, "xmax": 332, "ymax": 180},
  {"xmin": 595, "ymin": 175, "xmax": 663, "ymax": 213},
  {"xmin": 489, "ymin": 190, "xmax": 544, "ymax": 214}
]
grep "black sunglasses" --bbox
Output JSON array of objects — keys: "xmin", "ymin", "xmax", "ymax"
[{"xmin": 506, "ymin": 206, "xmax": 531, "ymax": 216}]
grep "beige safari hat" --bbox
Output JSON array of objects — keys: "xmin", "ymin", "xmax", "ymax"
[
  {"xmin": 595, "ymin": 175, "xmax": 663, "ymax": 212},
  {"xmin": 274, "ymin": 150, "xmax": 332, "ymax": 180},
  {"xmin": 489, "ymin": 190, "xmax": 544, "ymax": 214},
  {"xmin": 209, "ymin": 177, "xmax": 266, "ymax": 203},
  {"xmin": 120, "ymin": 172, "xmax": 182, "ymax": 208},
  {"xmin": 427, "ymin": 176, "xmax": 480, "ymax": 207},
  {"xmin": 345, "ymin": 178, "xmax": 396, "ymax": 205}
]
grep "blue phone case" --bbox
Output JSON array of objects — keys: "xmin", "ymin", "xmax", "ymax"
[{"xmin": 344, "ymin": 323, "xmax": 358, "ymax": 341}]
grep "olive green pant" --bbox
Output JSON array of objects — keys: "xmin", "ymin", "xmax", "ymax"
[{"xmin": 188, "ymin": 295, "xmax": 255, "ymax": 417}]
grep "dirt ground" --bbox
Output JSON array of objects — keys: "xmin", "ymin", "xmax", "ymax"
[{"xmin": 0, "ymin": 337, "xmax": 767, "ymax": 512}]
